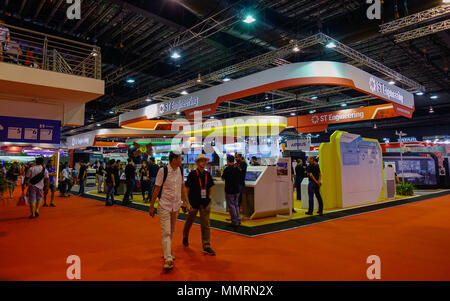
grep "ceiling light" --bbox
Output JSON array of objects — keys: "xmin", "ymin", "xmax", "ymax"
[
  {"xmin": 325, "ymin": 41, "xmax": 337, "ymax": 49},
  {"xmin": 265, "ymin": 106, "xmax": 271, "ymax": 110},
  {"xmin": 176, "ymin": 111, "xmax": 181, "ymax": 115},
  {"xmin": 145, "ymin": 97, "xmax": 152, "ymax": 102},
  {"xmin": 373, "ymin": 123, "xmax": 377, "ymax": 129},
  {"xmin": 196, "ymin": 74, "xmax": 202, "ymax": 83},
  {"xmin": 222, "ymin": 77, "xmax": 231, "ymax": 82},
  {"xmin": 96, "ymin": 123, "xmax": 101, "ymax": 127},
  {"xmin": 430, "ymin": 95, "xmax": 438, "ymax": 99},
  {"xmin": 243, "ymin": 15, "xmax": 256, "ymax": 24},
  {"xmin": 341, "ymin": 103, "xmax": 347, "ymax": 107},
  {"xmin": 309, "ymin": 110, "xmax": 316, "ymax": 114},
  {"xmin": 109, "ymin": 110, "xmax": 114, "ymax": 114},
  {"xmin": 126, "ymin": 78, "xmax": 135, "ymax": 84},
  {"xmin": 180, "ymin": 90, "xmax": 188, "ymax": 95},
  {"xmin": 210, "ymin": 116, "xmax": 215, "ymax": 119},
  {"xmin": 293, "ymin": 45, "xmax": 300, "ymax": 52},
  {"xmin": 416, "ymin": 91, "xmax": 424, "ymax": 96},
  {"xmin": 429, "ymin": 106, "xmax": 434, "ymax": 114},
  {"xmin": 388, "ymin": 80, "xmax": 395, "ymax": 85},
  {"xmin": 170, "ymin": 51, "xmax": 181, "ymax": 59},
  {"xmin": 89, "ymin": 114, "xmax": 94, "ymax": 121},
  {"xmin": 290, "ymin": 112, "xmax": 296, "ymax": 116},
  {"xmin": 311, "ymin": 96, "xmax": 318, "ymax": 100}
]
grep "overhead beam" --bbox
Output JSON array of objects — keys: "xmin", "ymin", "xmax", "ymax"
[{"xmin": 394, "ymin": 19, "xmax": 450, "ymax": 43}]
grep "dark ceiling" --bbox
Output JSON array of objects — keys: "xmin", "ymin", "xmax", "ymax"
[{"xmin": 1, "ymin": 0, "xmax": 449, "ymax": 140}]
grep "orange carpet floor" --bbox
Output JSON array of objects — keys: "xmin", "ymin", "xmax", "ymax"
[{"xmin": 1, "ymin": 188, "xmax": 450, "ymax": 281}]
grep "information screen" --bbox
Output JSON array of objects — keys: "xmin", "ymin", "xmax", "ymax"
[
  {"xmin": 245, "ymin": 171, "xmax": 262, "ymax": 182},
  {"xmin": 383, "ymin": 156, "xmax": 438, "ymax": 186}
]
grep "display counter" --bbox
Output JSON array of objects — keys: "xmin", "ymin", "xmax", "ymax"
[{"xmin": 211, "ymin": 163, "xmax": 292, "ymax": 219}]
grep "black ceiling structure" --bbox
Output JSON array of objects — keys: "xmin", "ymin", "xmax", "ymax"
[{"xmin": 1, "ymin": 0, "xmax": 449, "ymax": 141}]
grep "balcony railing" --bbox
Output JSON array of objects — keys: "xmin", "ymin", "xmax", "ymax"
[{"xmin": 0, "ymin": 23, "xmax": 101, "ymax": 80}]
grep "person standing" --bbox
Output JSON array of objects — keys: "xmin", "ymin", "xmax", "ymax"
[
  {"xmin": 140, "ymin": 160, "xmax": 150, "ymax": 202},
  {"xmin": 235, "ymin": 153, "xmax": 247, "ymax": 206},
  {"xmin": 43, "ymin": 161, "xmax": 56, "ymax": 207},
  {"xmin": 122, "ymin": 159, "xmax": 137, "ymax": 205},
  {"xmin": 26, "ymin": 157, "xmax": 49, "ymax": 219},
  {"xmin": 77, "ymin": 162, "xmax": 87, "ymax": 196},
  {"xmin": 60, "ymin": 162, "xmax": 70, "ymax": 197},
  {"xmin": 105, "ymin": 160, "xmax": 115, "ymax": 206},
  {"xmin": 0, "ymin": 19, "xmax": 10, "ymax": 62},
  {"xmin": 182, "ymin": 154, "xmax": 216, "ymax": 256},
  {"xmin": 114, "ymin": 160, "xmax": 121, "ymax": 195},
  {"xmin": 97, "ymin": 161, "xmax": 105, "ymax": 193},
  {"xmin": 149, "ymin": 152, "xmax": 187, "ymax": 272},
  {"xmin": 148, "ymin": 157, "xmax": 159, "ymax": 199},
  {"xmin": 295, "ymin": 159, "xmax": 306, "ymax": 202},
  {"xmin": 305, "ymin": 156, "xmax": 324, "ymax": 216},
  {"xmin": 6, "ymin": 162, "xmax": 19, "ymax": 199},
  {"xmin": 221, "ymin": 155, "xmax": 242, "ymax": 230},
  {"xmin": 250, "ymin": 156, "xmax": 260, "ymax": 166}
]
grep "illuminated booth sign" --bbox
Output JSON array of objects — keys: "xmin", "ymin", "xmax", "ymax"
[{"xmin": 119, "ymin": 61, "xmax": 415, "ymax": 129}]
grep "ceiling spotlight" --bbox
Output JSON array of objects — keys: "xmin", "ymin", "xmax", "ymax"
[
  {"xmin": 126, "ymin": 78, "xmax": 135, "ymax": 84},
  {"xmin": 341, "ymin": 103, "xmax": 347, "ymax": 107},
  {"xmin": 373, "ymin": 123, "xmax": 377, "ymax": 129},
  {"xmin": 290, "ymin": 112, "xmax": 296, "ymax": 116},
  {"xmin": 196, "ymin": 74, "xmax": 202, "ymax": 83},
  {"xmin": 222, "ymin": 77, "xmax": 231, "ymax": 82},
  {"xmin": 89, "ymin": 114, "xmax": 94, "ymax": 121},
  {"xmin": 96, "ymin": 123, "xmax": 101, "ymax": 127},
  {"xmin": 109, "ymin": 110, "xmax": 114, "ymax": 114},
  {"xmin": 429, "ymin": 106, "xmax": 434, "ymax": 114},
  {"xmin": 265, "ymin": 106, "xmax": 272, "ymax": 110},
  {"xmin": 416, "ymin": 91, "xmax": 424, "ymax": 96},
  {"xmin": 170, "ymin": 51, "xmax": 181, "ymax": 59},
  {"xmin": 145, "ymin": 97, "xmax": 152, "ymax": 102},
  {"xmin": 243, "ymin": 15, "xmax": 256, "ymax": 24},
  {"xmin": 311, "ymin": 96, "xmax": 318, "ymax": 100},
  {"xmin": 388, "ymin": 80, "xmax": 395, "ymax": 85},
  {"xmin": 180, "ymin": 90, "xmax": 188, "ymax": 95},
  {"xmin": 176, "ymin": 111, "xmax": 181, "ymax": 115},
  {"xmin": 293, "ymin": 45, "xmax": 300, "ymax": 52},
  {"xmin": 309, "ymin": 110, "xmax": 316, "ymax": 114},
  {"xmin": 325, "ymin": 41, "xmax": 337, "ymax": 49},
  {"xmin": 430, "ymin": 95, "xmax": 438, "ymax": 99},
  {"xmin": 210, "ymin": 116, "xmax": 215, "ymax": 119}
]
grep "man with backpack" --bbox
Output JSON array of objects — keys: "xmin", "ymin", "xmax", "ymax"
[
  {"xmin": 149, "ymin": 151, "xmax": 188, "ymax": 272},
  {"xmin": 26, "ymin": 157, "xmax": 49, "ymax": 219}
]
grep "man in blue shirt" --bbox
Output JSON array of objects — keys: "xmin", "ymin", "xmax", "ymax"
[{"xmin": 43, "ymin": 161, "xmax": 56, "ymax": 207}]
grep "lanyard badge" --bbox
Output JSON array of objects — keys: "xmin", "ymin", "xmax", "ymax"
[{"xmin": 196, "ymin": 169, "xmax": 207, "ymax": 199}]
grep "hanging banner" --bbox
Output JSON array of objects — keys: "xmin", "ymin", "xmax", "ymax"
[
  {"xmin": 286, "ymin": 138, "xmax": 311, "ymax": 151},
  {"xmin": 288, "ymin": 104, "xmax": 400, "ymax": 133},
  {"xmin": 0, "ymin": 116, "xmax": 61, "ymax": 144}
]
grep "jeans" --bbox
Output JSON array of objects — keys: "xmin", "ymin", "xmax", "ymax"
[
  {"xmin": 183, "ymin": 202, "xmax": 211, "ymax": 249},
  {"xmin": 159, "ymin": 207, "xmax": 179, "ymax": 261},
  {"xmin": 226, "ymin": 193, "xmax": 241, "ymax": 226},
  {"xmin": 105, "ymin": 183, "xmax": 115, "ymax": 203},
  {"xmin": 123, "ymin": 179, "xmax": 135, "ymax": 202},
  {"xmin": 97, "ymin": 175, "xmax": 104, "ymax": 192},
  {"xmin": 308, "ymin": 182, "xmax": 323, "ymax": 213},
  {"xmin": 149, "ymin": 177, "xmax": 156, "ymax": 197},
  {"xmin": 78, "ymin": 179, "xmax": 85, "ymax": 195}
]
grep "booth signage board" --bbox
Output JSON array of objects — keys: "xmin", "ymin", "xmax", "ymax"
[
  {"xmin": 0, "ymin": 116, "xmax": 61, "ymax": 144},
  {"xmin": 288, "ymin": 104, "xmax": 400, "ymax": 133},
  {"xmin": 286, "ymin": 139, "xmax": 310, "ymax": 151},
  {"xmin": 119, "ymin": 61, "xmax": 414, "ymax": 126}
]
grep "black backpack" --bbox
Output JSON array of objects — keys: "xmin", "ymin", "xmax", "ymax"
[
  {"xmin": 30, "ymin": 165, "xmax": 45, "ymax": 185},
  {"xmin": 158, "ymin": 166, "xmax": 183, "ymax": 199}
]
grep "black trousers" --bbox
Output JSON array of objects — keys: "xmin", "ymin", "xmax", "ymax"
[
  {"xmin": 123, "ymin": 179, "xmax": 135, "ymax": 202},
  {"xmin": 295, "ymin": 177, "xmax": 304, "ymax": 200},
  {"xmin": 308, "ymin": 182, "xmax": 323, "ymax": 213}
]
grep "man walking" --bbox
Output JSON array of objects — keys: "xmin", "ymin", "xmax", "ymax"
[
  {"xmin": 105, "ymin": 160, "xmax": 116, "ymax": 206},
  {"xmin": 97, "ymin": 161, "xmax": 105, "ymax": 193},
  {"xmin": 43, "ymin": 161, "xmax": 57, "ymax": 207},
  {"xmin": 182, "ymin": 154, "xmax": 216, "ymax": 256},
  {"xmin": 149, "ymin": 152, "xmax": 187, "ymax": 272},
  {"xmin": 26, "ymin": 157, "xmax": 49, "ymax": 219},
  {"xmin": 122, "ymin": 159, "xmax": 137, "ymax": 205},
  {"xmin": 305, "ymin": 156, "xmax": 324, "ymax": 216},
  {"xmin": 221, "ymin": 155, "xmax": 242, "ymax": 230}
]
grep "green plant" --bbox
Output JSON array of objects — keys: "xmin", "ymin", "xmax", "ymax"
[{"xmin": 396, "ymin": 181, "xmax": 415, "ymax": 196}]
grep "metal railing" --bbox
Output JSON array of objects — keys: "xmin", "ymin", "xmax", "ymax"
[{"xmin": 0, "ymin": 23, "xmax": 101, "ymax": 79}]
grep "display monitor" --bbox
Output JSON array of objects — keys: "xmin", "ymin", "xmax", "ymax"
[
  {"xmin": 245, "ymin": 171, "xmax": 262, "ymax": 182},
  {"xmin": 182, "ymin": 155, "xmax": 187, "ymax": 164},
  {"xmin": 383, "ymin": 156, "xmax": 438, "ymax": 186}
]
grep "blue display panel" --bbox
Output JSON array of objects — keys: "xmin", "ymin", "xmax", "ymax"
[{"xmin": 0, "ymin": 116, "xmax": 61, "ymax": 144}]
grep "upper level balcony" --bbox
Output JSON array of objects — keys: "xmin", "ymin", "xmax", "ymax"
[{"xmin": 0, "ymin": 23, "xmax": 104, "ymax": 126}]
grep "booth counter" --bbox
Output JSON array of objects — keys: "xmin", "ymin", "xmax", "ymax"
[{"xmin": 210, "ymin": 160, "xmax": 292, "ymax": 219}]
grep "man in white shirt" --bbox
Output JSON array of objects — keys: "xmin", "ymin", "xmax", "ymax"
[
  {"xmin": 149, "ymin": 152, "xmax": 188, "ymax": 272},
  {"xmin": 0, "ymin": 19, "xmax": 10, "ymax": 62},
  {"xmin": 61, "ymin": 162, "xmax": 71, "ymax": 197},
  {"xmin": 26, "ymin": 157, "xmax": 49, "ymax": 219}
]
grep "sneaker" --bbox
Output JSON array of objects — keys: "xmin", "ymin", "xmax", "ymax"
[
  {"xmin": 29, "ymin": 215, "xmax": 35, "ymax": 219},
  {"xmin": 182, "ymin": 238, "xmax": 189, "ymax": 247},
  {"xmin": 163, "ymin": 260, "xmax": 174, "ymax": 272},
  {"xmin": 203, "ymin": 247, "xmax": 216, "ymax": 256},
  {"xmin": 35, "ymin": 212, "xmax": 39, "ymax": 217},
  {"xmin": 43, "ymin": 203, "xmax": 48, "ymax": 207},
  {"xmin": 50, "ymin": 203, "xmax": 56, "ymax": 207},
  {"xmin": 305, "ymin": 211, "xmax": 313, "ymax": 215}
]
